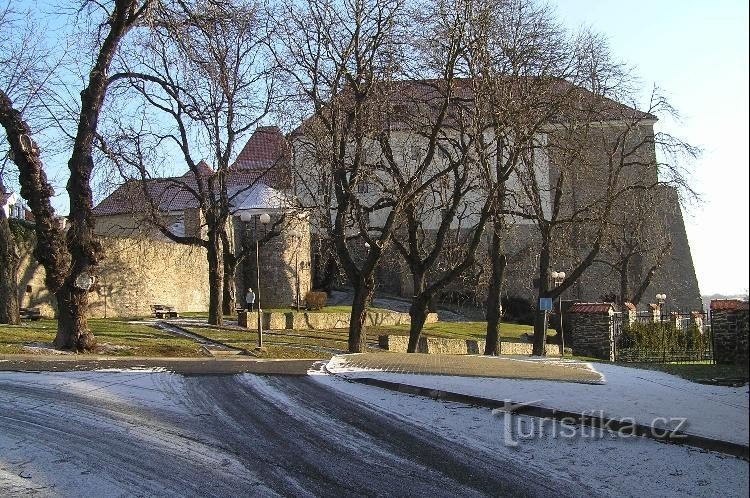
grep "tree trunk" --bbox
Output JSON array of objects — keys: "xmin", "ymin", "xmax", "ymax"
[
  {"xmin": 222, "ymin": 259, "xmax": 236, "ymax": 316},
  {"xmin": 207, "ymin": 232, "xmax": 224, "ymax": 326},
  {"xmin": 532, "ymin": 309, "xmax": 548, "ymax": 356},
  {"xmin": 317, "ymin": 254, "xmax": 338, "ymax": 293},
  {"xmin": 348, "ymin": 276, "xmax": 372, "ymax": 353},
  {"xmin": 406, "ymin": 271, "xmax": 427, "ymax": 353},
  {"xmin": 484, "ymin": 232, "xmax": 506, "ymax": 355},
  {"xmin": 619, "ymin": 255, "xmax": 630, "ymax": 305},
  {"xmin": 53, "ymin": 284, "xmax": 95, "ymax": 352},
  {"xmin": 532, "ymin": 239, "xmax": 551, "ymax": 356},
  {"xmin": 0, "ymin": 210, "xmax": 20, "ymax": 324}
]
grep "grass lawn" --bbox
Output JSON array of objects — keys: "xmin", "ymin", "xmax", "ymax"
[
  {"xmin": 183, "ymin": 326, "xmax": 364, "ymax": 359},
  {"xmin": 185, "ymin": 320, "xmax": 550, "ymax": 359},
  {"xmin": 370, "ymin": 321, "xmax": 554, "ymax": 343},
  {"xmin": 0, "ymin": 319, "xmax": 207, "ymax": 357},
  {"xmin": 623, "ymin": 362, "xmax": 749, "ymax": 386}
]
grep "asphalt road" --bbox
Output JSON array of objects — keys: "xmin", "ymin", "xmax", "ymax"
[{"xmin": 0, "ymin": 373, "xmax": 592, "ymax": 497}]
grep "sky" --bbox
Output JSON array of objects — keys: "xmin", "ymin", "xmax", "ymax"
[
  {"xmin": 552, "ymin": 0, "xmax": 749, "ymax": 296},
  {"xmin": 7, "ymin": 0, "xmax": 749, "ymax": 296}
]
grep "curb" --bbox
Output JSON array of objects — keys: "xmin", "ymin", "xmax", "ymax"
[{"xmin": 348, "ymin": 376, "xmax": 750, "ymax": 461}]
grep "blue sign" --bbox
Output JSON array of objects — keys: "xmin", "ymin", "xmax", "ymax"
[{"xmin": 539, "ymin": 298, "xmax": 553, "ymax": 311}]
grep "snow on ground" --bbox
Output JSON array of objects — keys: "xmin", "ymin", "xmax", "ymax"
[
  {"xmin": 0, "ymin": 371, "xmax": 262, "ymax": 497},
  {"xmin": 0, "ymin": 370, "xmax": 188, "ymax": 412},
  {"xmin": 310, "ymin": 369, "xmax": 749, "ymax": 497},
  {"xmin": 326, "ymin": 359, "xmax": 749, "ymax": 445}
]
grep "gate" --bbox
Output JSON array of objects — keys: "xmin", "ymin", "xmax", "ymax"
[{"xmin": 612, "ymin": 310, "xmax": 713, "ymax": 364}]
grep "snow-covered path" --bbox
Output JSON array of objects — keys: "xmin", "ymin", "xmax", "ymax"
[
  {"xmin": 312, "ymin": 371, "xmax": 749, "ymax": 497},
  {"xmin": 328, "ymin": 359, "xmax": 750, "ymax": 445},
  {"xmin": 0, "ymin": 369, "xmax": 746, "ymax": 497},
  {"xmin": 0, "ymin": 370, "xmax": 573, "ymax": 497}
]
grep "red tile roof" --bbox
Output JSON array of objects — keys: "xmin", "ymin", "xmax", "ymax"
[
  {"xmin": 623, "ymin": 302, "xmax": 637, "ymax": 311},
  {"xmin": 233, "ymin": 126, "xmax": 290, "ymax": 171},
  {"xmin": 93, "ymin": 128, "xmax": 292, "ymax": 217},
  {"xmin": 568, "ymin": 302, "xmax": 614, "ymax": 314},
  {"xmin": 710, "ymin": 299, "xmax": 750, "ymax": 311},
  {"xmin": 190, "ymin": 160, "xmax": 214, "ymax": 177}
]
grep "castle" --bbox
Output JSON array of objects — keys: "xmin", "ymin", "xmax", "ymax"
[{"xmin": 17, "ymin": 80, "xmax": 702, "ymax": 317}]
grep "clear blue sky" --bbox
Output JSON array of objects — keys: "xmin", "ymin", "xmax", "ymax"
[{"xmin": 553, "ymin": 0, "xmax": 749, "ymax": 295}]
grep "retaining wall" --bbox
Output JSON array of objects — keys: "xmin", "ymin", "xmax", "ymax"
[
  {"xmin": 249, "ymin": 310, "xmax": 439, "ymax": 331},
  {"xmin": 378, "ymin": 335, "xmax": 560, "ymax": 356}
]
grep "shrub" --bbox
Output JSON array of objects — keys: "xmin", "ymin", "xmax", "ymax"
[
  {"xmin": 501, "ymin": 296, "xmax": 535, "ymax": 325},
  {"xmin": 620, "ymin": 322, "xmax": 707, "ymax": 352},
  {"xmin": 305, "ymin": 291, "xmax": 327, "ymax": 310}
]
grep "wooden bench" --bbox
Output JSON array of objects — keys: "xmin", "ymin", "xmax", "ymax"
[
  {"xmin": 150, "ymin": 304, "xmax": 179, "ymax": 319},
  {"xmin": 19, "ymin": 307, "xmax": 42, "ymax": 321}
]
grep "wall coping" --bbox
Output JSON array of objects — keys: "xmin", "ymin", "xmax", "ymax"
[
  {"xmin": 710, "ymin": 299, "xmax": 750, "ymax": 312},
  {"xmin": 568, "ymin": 302, "xmax": 615, "ymax": 314}
]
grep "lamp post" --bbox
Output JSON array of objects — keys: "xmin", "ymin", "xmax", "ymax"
[
  {"xmin": 655, "ymin": 293, "xmax": 667, "ymax": 321},
  {"xmin": 241, "ymin": 211, "xmax": 270, "ymax": 349},
  {"xmin": 550, "ymin": 270, "xmax": 566, "ymax": 357},
  {"xmin": 290, "ymin": 229, "xmax": 302, "ymax": 311},
  {"xmin": 656, "ymin": 293, "xmax": 667, "ymax": 361}
]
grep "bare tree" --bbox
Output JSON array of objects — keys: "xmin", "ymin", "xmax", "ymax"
[
  {"xmin": 0, "ymin": 0, "xmax": 151, "ymax": 350},
  {"xmin": 0, "ymin": 1, "xmax": 55, "ymax": 325},
  {"xmin": 0, "ymin": 174, "xmax": 19, "ymax": 324},
  {"xmin": 463, "ymin": 0, "xmax": 584, "ymax": 355},
  {"xmin": 106, "ymin": 0, "xmax": 278, "ymax": 325},
  {"xmin": 282, "ymin": 0, "xmax": 492, "ymax": 352},
  {"xmin": 593, "ymin": 186, "xmax": 673, "ymax": 306},
  {"xmin": 508, "ymin": 86, "xmax": 699, "ymax": 355}
]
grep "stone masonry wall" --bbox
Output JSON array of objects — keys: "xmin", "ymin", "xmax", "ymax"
[
  {"xmin": 567, "ymin": 310, "xmax": 615, "ymax": 361},
  {"xmin": 379, "ymin": 334, "xmax": 559, "ymax": 355},
  {"xmin": 18, "ymin": 236, "xmax": 210, "ymax": 318},
  {"xmin": 712, "ymin": 308, "xmax": 749, "ymax": 365}
]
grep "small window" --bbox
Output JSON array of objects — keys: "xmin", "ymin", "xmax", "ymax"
[
  {"xmin": 26, "ymin": 285, "xmax": 32, "ymax": 293},
  {"xmin": 357, "ymin": 182, "xmax": 369, "ymax": 194}
]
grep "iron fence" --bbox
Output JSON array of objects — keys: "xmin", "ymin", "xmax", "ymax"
[{"xmin": 612, "ymin": 310, "xmax": 714, "ymax": 364}]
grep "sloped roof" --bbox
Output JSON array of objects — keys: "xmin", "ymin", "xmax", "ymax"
[
  {"xmin": 93, "ymin": 167, "xmax": 291, "ymax": 216},
  {"xmin": 710, "ymin": 299, "xmax": 749, "ymax": 312},
  {"xmin": 231, "ymin": 183, "xmax": 293, "ymax": 213},
  {"xmin": 190, "ymin": 160, "xmax": 214, "ymax": 177},
  {"xmin": 94, "ymin": 126, "xmax": 294, "ymax": 217},
  {"xmin": 568, "ymin": 302, "xmax": 614, "ymax": 314},
  {"xmin": 290, "ymin": 77, "xmax": 655, "ymax": 137},
  {"xmin": 233, "ymin": 126, "xmax": 290, "ymax": 170}
]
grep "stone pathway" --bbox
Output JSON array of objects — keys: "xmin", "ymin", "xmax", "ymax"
[
  {"xmin": 154, "ymin": 321, "xmax": 243, "ymax": 356},
  {"xmin": 326, "ymin": 352, "xmax": 603, "ymax": 384},
  {"xmin": 327, "ymin": 290, "xmax": 476, "ymax": 322}
]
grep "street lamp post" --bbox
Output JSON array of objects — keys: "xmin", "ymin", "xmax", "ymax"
[
  {"xmin": 241, "ymin": 211, "xmax": 270, "ymax": 350},
  {"xmin": 550, "ymin": 270, "xmax": 566, "ymax": 357},
  {"xmin": 656, "ymin": 293, "xmax": 667, "ymax": 313},
  {"xmin": 656, "ymin": 293, "xmax": 667, "ymax": 362}
]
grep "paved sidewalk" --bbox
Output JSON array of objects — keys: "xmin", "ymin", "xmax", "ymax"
[
  {"xmin": 0, "ymin": 355, "xmax": 318, "ymax": 375},
  {"xmin": 327, "ymin": 352, "xmax": 604, "ymax": 383}
]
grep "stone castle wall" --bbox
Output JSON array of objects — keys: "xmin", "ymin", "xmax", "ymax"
[{"xmin": 18, "ymin": 236, "xmax": 211, "ymax": 318}]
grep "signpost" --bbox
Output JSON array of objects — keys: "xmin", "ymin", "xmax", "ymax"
[{"xmin": 538, "ymin": 298, "xmax": 553, "ymax": 353}]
